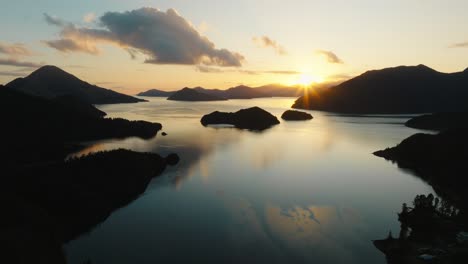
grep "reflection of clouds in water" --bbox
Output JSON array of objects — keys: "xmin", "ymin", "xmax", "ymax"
[
  {"xmin": 221, "ymin": 197, "xmax": 289, "ymax": 263},
  {"xmin": 218, "ymin": 194, "xmax": 370, "ymax": 263},
  {"xmin": 280, "ymin": 207, "xmax": 321, "ymax": 225},
  {"xmin": 266, "ymin": 205, "xmax": 368, "ymax": 263}
]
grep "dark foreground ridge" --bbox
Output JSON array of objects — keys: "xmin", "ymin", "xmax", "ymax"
[
  {"xmin": 5, "ymin": 65, "xmax": 145, "ymax": 104},
  {"xmin": 293, "ymin": 65, "xmax": 468, "ymax": 114},
  {"xmin": 201, "ymin": 106, "xmax": 280, "ymax": 131},
  {"xmin": 167, "ymin": 87, "xmax": 227, "ymax": 101},
  {"xmin": 2, "ymin": 149, "xmax": 179, "ymax": 264},
  {"xmin": 281, "ymin": 110, "xmax": 313, "ymax": 120},
  {"xmin": 1, "ymin": 85, "xmax": 179, "ymax": 264},
  {"xmin": 373, "ymin": 194, "xmax": 468, "ymax": 263}
]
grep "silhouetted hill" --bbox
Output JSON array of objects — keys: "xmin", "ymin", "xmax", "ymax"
[
  {"xmin": 137, "ymin": 89, "xmax": 175, "ymax": 97},
  {"xmin": 222, "ymin": 85, "xmax": 265, "ymax": 99},
  {"xmin": 201, "ymin": 106, "xmax": 280, "ymax": 131},
  {"xmin": 405, "ymin": 112, "xmax": 468, "ymax": 130},
  {"xmin": 138, "ymin": 84, "xmax": 303, "ymax": 99},
  {"xmin": 293, "ymin": 65, "xmax": 468, "ymax": 114},
  {"xmin": 256, "ymin": 84, "xmax": 303, "ymax": 97},
  {"xmin": 0, "ymin": 88, "xmax": 161, "ymax": 165},
  {"xmin": 167, "ymin": 87, "xmax": 227, "ymax": 101},
  {"xmin": 52, "ymin": 95, "xmax": 107, "ymax": 118},
  {"xmin": 193, "ymin": 86, "xmax": 226, "ymax": 98},
  {"xmin": 6, "ymin": 65, "xmax": 145, "ymax": 104},
  {"xmin": 193, "ymin": 85, "xmax": 299, "ymax": 98}
]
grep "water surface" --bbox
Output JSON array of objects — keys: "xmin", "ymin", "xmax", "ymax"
[{"xmin": 66, "ymin": 97, "xmax": 433, "ymax": 264}]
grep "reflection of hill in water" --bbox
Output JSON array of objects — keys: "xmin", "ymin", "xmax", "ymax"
[{"xmin": 70, "ymin": 125, "xmax": 243, "ymax": 188}]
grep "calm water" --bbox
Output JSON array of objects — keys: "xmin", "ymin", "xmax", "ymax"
[{"xmin": 66, "ymin": 97, "xmax": 433, "ymax": 264}]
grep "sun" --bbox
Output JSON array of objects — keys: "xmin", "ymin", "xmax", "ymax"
[{"xmin": 293, "ymin": 73, "xmax": 324, "ymax": 87}]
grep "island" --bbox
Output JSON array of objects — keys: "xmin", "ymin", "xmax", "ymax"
[
  {"xmin": 281, "ymin": 110, "xmax": 313, "ymax": 120},
  {"xmin": 200, "ymin": 106, "xmax": 280, "ymax": 131}
]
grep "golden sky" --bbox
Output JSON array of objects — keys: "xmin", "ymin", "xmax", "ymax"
[{"xmin": 1, "ymin": 0, "xmax": 468, "ymax": 94}]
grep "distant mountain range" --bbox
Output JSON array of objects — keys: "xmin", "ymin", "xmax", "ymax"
[
  {"xmin": 138, "ymin": 84, "xmax": 304, "ymax": 100},
  {"xmin": 167, "ymin": 87, "xmax": 227, "ymax": 101},
  {"xmin": 6, "ymin": 65, "xmax": 145, "ymax": 105},
  {"xmin": 137, "ymin": 89, "xmax": 175, "ymax": 97},
  {"xmin": 292, "ymin": 65, "xmax": 468, "ymax": 114}
]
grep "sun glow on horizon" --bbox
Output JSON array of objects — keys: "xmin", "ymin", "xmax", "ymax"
[{"xmin": 290, "ymin": 73, "xmax": 324, "ymax": 87}]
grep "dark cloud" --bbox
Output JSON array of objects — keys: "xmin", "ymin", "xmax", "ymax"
[
  {"xmin": 44, "ymin": 8, "xmax": 244, "ymax": 67},
  {"xmin": 0, "ymin": 58, "xmax": 43, "ymax": 68},
  {"xmin": 44, "ymin": 13, "xmax": 67, "ymax": 27},
  {"xmin": 0, "ymin": 42, "xmax": 32, "ymax": 57},
  {"xmin": 315, "ymin": 50, "xmax": 344, "ymax": 64},
  {"xmin": 450, "ymin": 42, "xmax": 468, "ymax": 48},
  {"xmin": 253, "ymin": 36, "xmax": 287, "ymax": 55}
]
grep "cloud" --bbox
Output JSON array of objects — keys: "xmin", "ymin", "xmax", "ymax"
[
  {"xmin": 44, "ymin": 13, "xmax": 67, "ymax": 27},
  {"xmin": 83, "ymin": 12, "xmax": 96, "ymax": 23},
  {"xmin": 315, "ymin": 50, "xmax": 344, "ymax": 64},
  {"xmin": 263, "ymin": 70, "xmax": 301, "ymax": 75},
  {"xmin": 450, "ymin": 42, "xmax": 468, "ymax": 48},
  {"xmin": 0, "ymin": 58, "xmax": 43, "ymax": 68},
  {"xmin": 196, "ymin": 65, "xmax": 224, "ymax": 73},
  {"xmin": 253, "ymin": 36, "xmax": 287, "ymax": 55},
  {"xmin": 0, "ymin": 42, "xmax": 33, "ymax": 57},
  {"xmin": 44, "ymin": 8, "xmax": 244, "ymax": 67},
  {"xmin": 43, "ymin": 39, "xmax": 99, "ymax": 54},
  {"xmin": 0, "ymin": 71, "xmax": 25, "ymax": 77},
  {"xmin": 195, "ymin": 66, "xmax": 300, "ymax": 75}
]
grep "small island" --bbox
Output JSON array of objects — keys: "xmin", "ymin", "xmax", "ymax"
[
  {"xmin": 281, "ymin": 110, "xmax": 313, "ymax": 120},
  {"xmin": 201, "ymin": 106, "xmax": 280, "ymax": 131}
]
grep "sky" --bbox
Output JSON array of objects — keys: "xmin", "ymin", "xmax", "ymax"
[{"xmin": 1, "ymin": 0, "xmax": 468, "ymax": 94}]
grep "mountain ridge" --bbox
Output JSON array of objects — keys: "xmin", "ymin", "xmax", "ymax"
[
  {"xmin": 6, "ymin": 65, "xmax": 145, "ymax": 105},
  {"xmin": 292, "ymin": 65, "xmax": 468, "ymax": 114}
]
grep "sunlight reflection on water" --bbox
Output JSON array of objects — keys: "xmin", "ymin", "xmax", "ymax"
[{"xmin": 65, "ymin": 97, "xmax": 433, "ymax": 264}]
